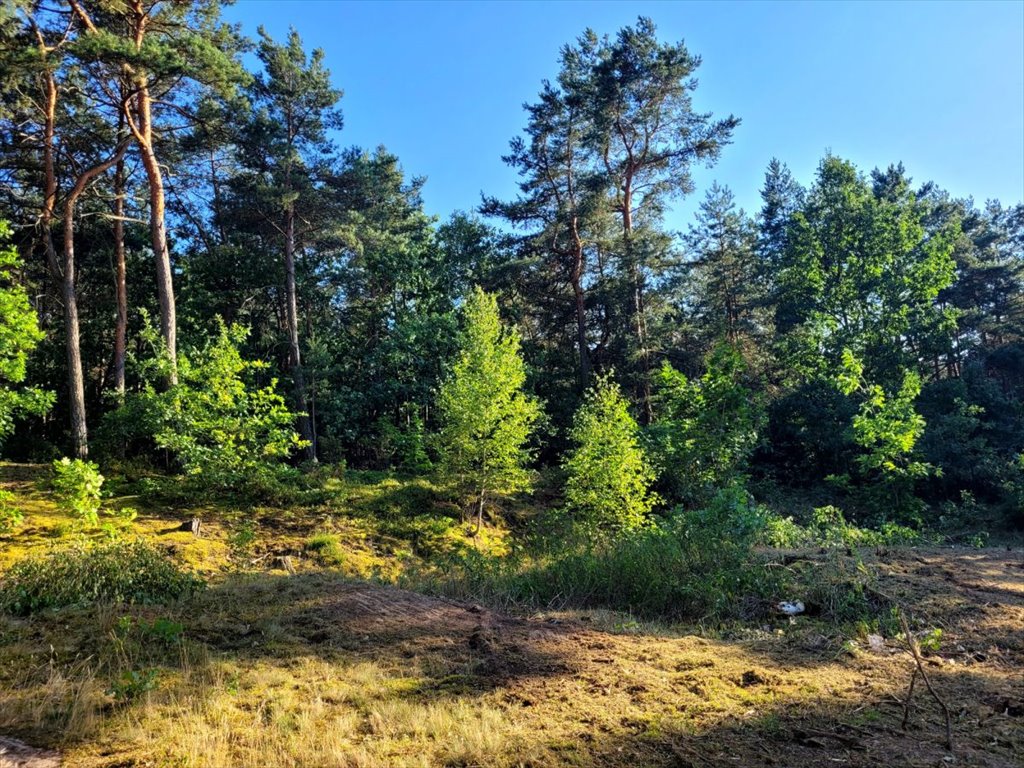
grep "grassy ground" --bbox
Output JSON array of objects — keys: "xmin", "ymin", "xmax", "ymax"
[{"xmin": 0, "ymin": 463, "xmax": 1022, "ymax": 767}]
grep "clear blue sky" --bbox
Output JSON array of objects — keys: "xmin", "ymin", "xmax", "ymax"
[{"xmin": 224, "ymin": 0, "xmax": 1024, "ymax": 228}]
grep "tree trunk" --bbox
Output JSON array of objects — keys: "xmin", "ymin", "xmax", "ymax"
[
  {"xmin": 285, "ymin": 205, "xmax": 316, "ymax": 461},
  {"xmin": 112, "ymin": 148, "xmax": 128, "ymax": 396},
  {"xmin": 475, "ymin": 487, "xmax": 486, "ymax": 536},
  {"xmin": 622, "ymin": 183, "xmax": 653, "ymax": 422},
  {"xmin": 61, "ymin": 146, "xmax": 128, "ymax": 458},
  {"xmin": 569, "ymin": 216, "xmax": 590, "ymax": 389},
  {"xmin": 133, "ymin": 85, "xmax": 177, "ymax": 383},
  {"xmin": 62, "ymin": 209, "xmax": 88, "ymax": 459},
  {"xmin": 37, "ymin": 67, "xmax": 60, "ymax": 282}
]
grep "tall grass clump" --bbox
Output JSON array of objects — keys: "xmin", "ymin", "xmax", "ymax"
[
  {"xmin": 0, "ymin": 538, "xmax": 203, "ymax": 615},
  {"xmin": 414, "ymin": 486, "xmax": 778, "ymax": 621}
]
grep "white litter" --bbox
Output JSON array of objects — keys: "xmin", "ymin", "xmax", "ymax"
[{"xmin": 776, "ymin": 600, "xmax": 805, "ymax": 616}]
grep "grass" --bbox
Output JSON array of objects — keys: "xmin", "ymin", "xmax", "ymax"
[{"xmin": 0, "ymin": 462, "xmax": 1022, "ymax": 767}]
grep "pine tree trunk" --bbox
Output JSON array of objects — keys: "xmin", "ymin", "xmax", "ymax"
[
  {"xmin": 62, "ymin": 207, "xmax": 88, "ymax": 459},
  {"xmin": 60, "ymin": 146, "xmax": 128, "ymax": 458},
  {"xmin": 112, "ymin": 151, "xmax": 127, "ymax": 396},
  {"xmin": 134, "ymin": 85, "xmax": 177, "ymax": 383},
  {"xmin": 40, "ymin": 71, "xmax": 59, "ymax": 277},
  {"xmin": 622, "ymin": 184, "xmax": 653, "ymax": 422},
  {"xmin": 570, "ymin": 220, "xmax": 591, "ymax": 389},
  {"xmin": 285, "ymin": 205, "xmax": 316, "ymax": 461}
]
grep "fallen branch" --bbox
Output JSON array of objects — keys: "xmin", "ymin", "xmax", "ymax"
[{"xmin": 898, "ymin": 609, "xmax": 954, "ymax": 753}]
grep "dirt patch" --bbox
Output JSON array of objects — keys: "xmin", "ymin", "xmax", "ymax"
[{"xmin": 0, "ymin": 737, "xmax": 60, "ymax": 768}]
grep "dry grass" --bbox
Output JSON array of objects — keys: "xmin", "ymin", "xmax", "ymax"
[{"xmin": 0, "ymin": 463, "xmax": 1022, "ymax": 767}]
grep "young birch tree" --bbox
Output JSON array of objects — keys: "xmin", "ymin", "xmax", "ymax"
[{"xmin": 438, "ymin": 287, "xmax": 541, "ymax": 533}]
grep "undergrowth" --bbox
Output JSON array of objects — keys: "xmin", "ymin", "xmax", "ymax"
[{"xmin": 0, "ymin": 537, "xmax": 204, "ymax": 615}]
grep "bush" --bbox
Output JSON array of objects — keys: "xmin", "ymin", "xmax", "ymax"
[
  {"xmin": 0, "ymin": 538, "xmax": 203, "ymax": 615},
  {"xmin": 757, "ymin": 505, "xmax": 921, "ymax": 548},
  {"xmin": 51, "ymin": 457, "xmax": 104, "ymax": 525},
  {"xmin": 0, "ymin": 489, "xmax": 23, "ymax": 533},
  {"xmin": 650, "ymin": 344, "xmax": 763, "ymax": 506},
  {"xmin": 104, "ymin": 318, "xmax": 307, "ymax": 499}
]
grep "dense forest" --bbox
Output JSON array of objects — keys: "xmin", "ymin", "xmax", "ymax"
[
  {"xmin": 0, "ymin": 4, "xmax": 1022, "ymax": 766},
  {"xmin": 1, "ymin": 3, "xmax": 1021, "ymax": 530}
]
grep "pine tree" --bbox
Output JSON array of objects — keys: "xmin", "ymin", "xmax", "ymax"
[
  {"xmin": 563, "ymin": 374, "xmax": 658, "ymax": 534},
  {"xmin": 588, "ymin": 17, "xmax": 739, "ymax": 419},
  {"xmin": 69, "ymin": 0, "xmax": 247, "ymax": 381},
  {"xmin": 684, "ymin": 184, "xmax": 766, "ymax": 356},
  {"xmin": 229, "ymin": 26, "xmax": 344, "ymax": 460},
  {"xmin": 437, "ymin": 287, "xmax": 541, "ymax": 531},
  {"xmin": 757, "ymin": 158, "xmax": 805, "ymax": 273}
]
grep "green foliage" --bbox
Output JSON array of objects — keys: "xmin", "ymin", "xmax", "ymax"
[
  {"xmin": 51, "ymin": 457, "xmax": 105, "ymax": 526},
  {"xmin": 650, "ymin": 343, "xmax": 763, "ymax": 505},
  {"xmin": 0, "ymin": 220, "xmax": 52, "ymax": 446},
  {"xmin": 684, "ymin": 185, "xmax": 767, "ymax": 352},
  {"xmin": 378, "ymin": 405, "xmax": 433, "ymax": 472},
  {"xmin": 227, "ymin": 521, "xmax": 257, "ymax": 565},
  {"xmin": 835, "ymin": 349, "xmax": 932, "ymax": 521},
  {"xmin": 305, "ymin": 533, "xmax": 346, "ymax": 567},
  {"xmin": 917, "ymin": 364, "xmax": 1024, "ymax": 518},
  {"xmin": 758, "ymin": 505, "xmax": 921, "ymax": 548},
  {"xmin": 437, "ymin": 287, "xmax": 541, "ymax": 515},
  {"xmin": 107, "ymin": 668, "xmax": 160, "ymax": 704},
  {"xmin": 0, "ymin": 489, "xmax": 23, "ymax": 532},
  {"xmin": 118, "ymin": 318, "xmax": 307, "ymax": 497},
  {"xmin": 563, "ymin": 375, "xmax": 659, "ymax": 534},
  {"xmin": 776, "ymin": 157, "xmax": 957, "ymax": 388},
  {"xmin": 420, "ymin": 486, "xmax": 774, "ymax": 621},
  {"xmin": 0, "ymin": 538, "xmax": 204, "ymax": 615}
]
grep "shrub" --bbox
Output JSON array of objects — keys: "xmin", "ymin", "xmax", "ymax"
[
  {"xmin": 227, "ymin": 521, "xmax": 257, "ymax": 565},
  {"xmin": 105, "ymin": 318, "xmax": 307, "ymax": 499},
  {"xmin": 107, "ymin": 668, "xmax": 160, "ymax": 703},
  {"xmin": 0, "ymin": 538, "xmax": 203, "ymax": 615},
  {"xmin": 0, "ymin": 490, "xmax": 23, "ymax": 533},
  {"xmin": 418, "ymin": 486, "xmax": 776, "ymax": 621},
  {"xmin": 0, "ymin": 219, "xmax": 54, "ymax": 447},
  {"xmin": 51, "ymin": 457, "xmax": 104, "ymax": 526},
  {"xmin": 650, "ymin": 343, "xmax": 763, "ymax": 506},
  {"xmin": 378, "ymin": 404, "xmax": 433, "ymax": 472},
  {"xmin": 757, "ymin": 505, "xmax": 922, "ymax": 548},
  {"xmin": 834, "ymin": 350, "xmax": 932, "ymax": 523}
]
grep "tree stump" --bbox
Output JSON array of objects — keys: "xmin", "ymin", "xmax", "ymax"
[{"xmin": 179, "ymin": 518, "xmax": 202, "ymax": 537}]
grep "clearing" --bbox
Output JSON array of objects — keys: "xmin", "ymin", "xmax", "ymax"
[{"xmin": 0, "ymin": 464, "xmax": 1021, "ymax": 767}]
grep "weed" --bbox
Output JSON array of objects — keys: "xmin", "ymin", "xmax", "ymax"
[
  {"xmin": 0, "ymin": 489, "xmax": 23, "ymax": 532},
  {"xmin": 305, "ymin": 533, "xmax": 345, "ymax": 567},
  {"xmin": 227, "ymin": 521, "xmax": 257, "ymax": 565},
  {"xmin": 107, "ymin": 667, "xmax": 159, "ymax": 703}
]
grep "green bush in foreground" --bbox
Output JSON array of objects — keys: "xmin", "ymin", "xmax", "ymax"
[
  {"xmin": 51, "ymin": 457, "xmax": 104, "ymax": 526},
  {"xmin": 563, "ymin": 375, "xmax": 659, "ymax": 535},
  {"xmin": 758, "ymin": 505, "xmax": 921, "ymax": 548},
  {"xmin": 0, "ymin": 538, "xmax": 203, "ymax": 615}
]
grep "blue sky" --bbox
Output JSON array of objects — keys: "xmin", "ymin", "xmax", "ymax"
[{"xmin": 224, "ymin": 0, "xmax": 1024, "ymax": 228}]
